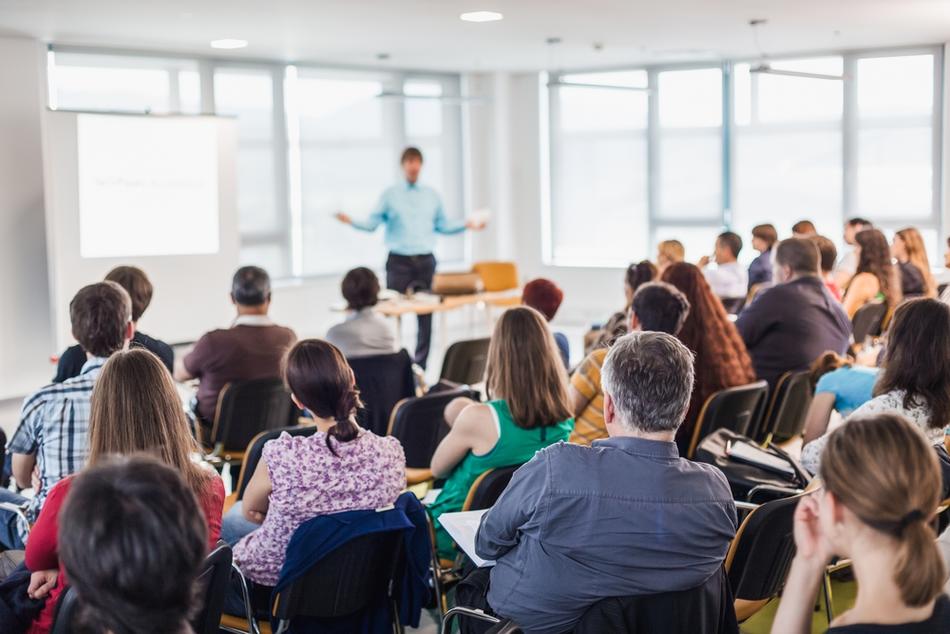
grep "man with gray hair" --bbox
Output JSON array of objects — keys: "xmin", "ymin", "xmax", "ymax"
[{"xmin": 459, "ymin": 332, "xmax": 737, "ymax": 633}]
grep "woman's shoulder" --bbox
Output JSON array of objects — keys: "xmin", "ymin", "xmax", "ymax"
[{"xmin": 851, "ymin": 390, "xmax": 928, "ymax": 420}]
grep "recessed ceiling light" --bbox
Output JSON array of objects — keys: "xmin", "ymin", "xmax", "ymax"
[
  {"xmin": 210, "ymin": 39, "xmax": 248, "ymax": 50},
  {"xmin": 460, "ymin": 11, "xmax": 503, "ymax": 23}
]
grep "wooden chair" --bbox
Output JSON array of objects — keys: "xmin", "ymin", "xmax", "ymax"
[
  {"xmin": 472, "ymin": 261, "xmax": 519, "ymax": 292},
  {"xmin": 754, "ymin": 370, "xmax": 814, "ymax": 444}
]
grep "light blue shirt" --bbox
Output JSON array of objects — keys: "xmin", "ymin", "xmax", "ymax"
[
  {"xmin": 815, "ymin": 365, "xmax": 879, "ymax": 417},
  {"xmin": 350, "ymin": 181, "xmax": 465, "ymax": 255}
]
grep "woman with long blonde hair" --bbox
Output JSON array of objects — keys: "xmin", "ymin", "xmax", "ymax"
[
  {"xmin": 893, "ymin": 227, "xmax": 937, "ymax": 298},
  {"xmin": 427, "ymin": 306, "xmax": 574, "ymax": 558}
]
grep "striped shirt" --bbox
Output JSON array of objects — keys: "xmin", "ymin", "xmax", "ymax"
[
  {"xmin": 8, "ymin": 357, "xmax": 105, "ymax": 528},
  {"xmin": 569, "ymin": 348, "xmax": 609, "ymax": 445}
]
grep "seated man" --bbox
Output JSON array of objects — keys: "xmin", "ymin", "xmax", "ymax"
[
  {"xmin": 736, "ymin": 238, "xmax": 851, "ymax": 389},
  {"xmin": 176, "ymin": 266, "xmax": 297, "ymax": 428},
  {"xmin": 570, "ymin": 281, "xmax": 690, "ymax": 445},
  {"xmin": 522, "ymin": 278, "xmax": 569, "ymax": 368},
  {"xmin": 53, "ymin": 265, "xmax": 173, "ymax": 382},
  {"xmin": 58, "ymin": 456, "xmax": 208, "ymax": 633},
  {"xmin": 811, "ymin": 234, "xmax": 842, "ymax": 300},
  {"xmin": 464, "ymin": 331, "xmax": 737, "ymax": 633},
  {"xmin": 326, "ymin": 266, "xmax": 397, "ymax": 358},
  {"xmin": 698, "ymin": 231, "xmax": 747, "ymax": 301},
  {"xmin": 2, "ymin": 281, "xmax": 133, "ymax": 549}
]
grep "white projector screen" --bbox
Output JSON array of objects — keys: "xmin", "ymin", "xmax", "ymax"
[
  {"xmin": 43, "ymin": 111, "xmax": 240, "ymax": 351},
  {"xmin": 77, "ymin": 115, "xmax": 220, "ymax": 258}
]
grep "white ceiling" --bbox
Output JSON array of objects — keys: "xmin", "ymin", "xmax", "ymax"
[{"xmin": 1, "ymin": 0, "xmax": 949, "ymax": 72}]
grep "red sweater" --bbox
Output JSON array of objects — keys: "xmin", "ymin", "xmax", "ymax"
[{"xmin": 25, "ymin": 473, "xmax": 225, "ymax": 634}]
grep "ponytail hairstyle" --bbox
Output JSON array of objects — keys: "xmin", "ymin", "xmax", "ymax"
[
  {"xmin": 283, "ymin": 339, "xmax": 362, "ymax": 455},
  {"xmin": 808, "ymin": 351, "xmax": 852, "ymax": 390},
  {"xmin": 820, "ymin": 414, "xmax": 946, "ymax": 607}
]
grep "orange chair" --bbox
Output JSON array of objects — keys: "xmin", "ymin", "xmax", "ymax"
[{"xmin": 472, "ymin": 261, "xmax": 519, "ymax": 292}]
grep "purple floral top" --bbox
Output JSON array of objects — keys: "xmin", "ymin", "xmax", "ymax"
[{"xmin": 233, "ymin": 428, "xmax": 406, "ymax": 585}]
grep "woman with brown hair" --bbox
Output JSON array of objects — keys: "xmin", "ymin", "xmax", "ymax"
[
  {"xmin": 24, "ymin": 348, "xmax": 225, "ymax": 634},
  {"xmin": 893, "ymin": 227, "xmax": 937, "ymax": 298},
  {"xmin": 660, "ymin": 262, "xmax": 757, "ymax": 453},
  {"xmin": 588, "ymin": 260, "xmax": 658, "ymax": 353},
  {"xmin": 801, "ymin": 352, "xmax": 878, "ymax": 444},
  {"xmin": 428, "ymin": 306, "xmax": 574, "ymax": 558},
  {"xmin": 773, "ymin": 414, "xmax": 949, "ymax": 633},
  {"xmin": 842, "ymin": 228, "xmax": 902, "ymax": 318}
]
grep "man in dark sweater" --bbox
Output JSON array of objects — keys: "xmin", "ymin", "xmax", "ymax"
[{"xmin": 736, "ymin": 238, "xmax": 851, "ymax": 389}]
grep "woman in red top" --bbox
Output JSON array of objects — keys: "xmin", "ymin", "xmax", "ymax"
[{"xmin": 25, "ymin": 348, "xmax": 224, "ymax": 634}]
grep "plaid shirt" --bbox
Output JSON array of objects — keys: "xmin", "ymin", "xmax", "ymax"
[{"xmin": 8, "ymin": 357, "xmax": 106, "ymax": 528}]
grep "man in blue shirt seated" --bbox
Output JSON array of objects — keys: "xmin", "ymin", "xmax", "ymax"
[{"xmin": 460, "ymin": 331, "xmax": 738, "ymax": 634}]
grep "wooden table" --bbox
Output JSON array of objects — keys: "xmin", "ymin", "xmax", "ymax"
[{"xmin": 375, "ymin": 289, "xmax": 522, "ymax": 345}]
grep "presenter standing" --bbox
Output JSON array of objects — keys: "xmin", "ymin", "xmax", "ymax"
[{"xmin": 335, "ymin": 147, "xmax": 486, "ymax": 368}]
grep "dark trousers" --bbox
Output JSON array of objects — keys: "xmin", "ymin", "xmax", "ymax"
[
  {"xmin": 455, "ymin": 566, "xmax": 497, "ymax": 634},
  {"xmin": 386, "ymin": 252, "xmax": 436, "ymax": 368}
]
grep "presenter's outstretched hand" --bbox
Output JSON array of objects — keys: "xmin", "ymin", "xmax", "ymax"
[
  {"xmin": 465, "ymin": 219, "xmax": 488, "ymax": 231},
  {"xmin": 335, "ymin": 211, "xmax": 352, "ymax": 225}
]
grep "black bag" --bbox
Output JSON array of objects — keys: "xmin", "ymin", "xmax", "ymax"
[{"xmin": 694, "ymin": 429, "xmax": 810, "ymax": 502}]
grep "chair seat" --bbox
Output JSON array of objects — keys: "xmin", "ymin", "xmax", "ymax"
[
  {"xmin": 406, "ymin": 467, "xmax": 433, "ymax": 485},
  {"xmin": 220, "ymin": 613, "xmax": 272, "ymax": 634}
]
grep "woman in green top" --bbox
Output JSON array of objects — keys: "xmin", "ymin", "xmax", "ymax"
[{"xmin": 428, "ymin": 306, "xmax": 574, "ymax": 558}]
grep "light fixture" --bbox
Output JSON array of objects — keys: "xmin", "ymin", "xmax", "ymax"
[
  {"xmin": 749, "ymin": 64, "xmax": 845, "ymax": 81},
  {"xmin": 460, "ymin": 11, "xmax": 503, "ymax": 23},
  {"xmin": 210, "ymin": 39, "xmax": 248, "ymax": 50},
  {"xmin": 546, "ymin": 78, "xmax": 652, "ymax": 93},
  {"xmin": 376, "ymin": 90, "xmax": 490, "ymax": 105}
]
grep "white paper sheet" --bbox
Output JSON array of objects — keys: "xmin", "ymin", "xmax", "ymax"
[{"xmin": 438, "ymin": 509, "xmax": 495, "ymax": 567}]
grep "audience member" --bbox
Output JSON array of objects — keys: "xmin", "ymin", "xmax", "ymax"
[
  {"xmin": 25, "ymin": 348, "xmax": 224, "ymax": 634},
  {"xmin": 427, "ymin": 307, "xmax": 573, "ymax": 559},
  {"xmin": 176, "ymin": 266, "xmax": 297, "ymax": 428},
  {"xmin": 833, "ymin": 217, "xmax": 873, "ymax": 289},
  {"xmin": 325, "ymin": 266, "xmax": 397, "ymax": 358},
  {"xmin": 460, "ymin": 332, "xmax": 737, "ymax": 633},
  {"xmin": 842, "ymin": 229, "xmax": 902, "ymax": 318},
  {"xmin": 222, "ymin": 339, "xmax": 405, "ymax": 592},
  {"xmin": 656, "ymin": 239, "xmax": 685, "ymax": 275},
  {"xmin": 698, "ymin": 231, "xmax": 748, "ymax": 301},
  {"xmin": 802, "ymin": 352, "xmax": 878, "ymax": 445},
  {"xmin": 58, "ymin": 457, "xmax": 209, "ymax": 634},
  {"xmin": 661, "ymin": 263, "xmax": 756, "ymax": 453},
  {"xmin": 801, "ymin": 298, "xmax": 950, "ymax": 474},
  {"xmin": 811, "ymin": 234, "xmax": 843, "ymax": 300},
  {"xmin": 791, "ymin": 220, "xmax": 818, "ymax": 238},
  {"xmin": 53, "ymin": 266, "xmax": 173, "ymax": 382},
  {"xmin": 943, "ymin": 237, "xmax": 950, "ymax": 305},
  {"xmin": 571, "ymin": 281, "xmax": 690, "ymax": 445},
  {"xmin": 748, "ymin": 223, "xmax": 778, "ymax": 289},
  {"xmin": 893, "ymin": 227, "xmax": 937, "ymax": 298},
  {"xmin": 588, "ymin": 260, "xmax": 657, "ymax": 354},
  {"xmin": 774, "ymin": 415, "xmax": 949, "ymax": 633},
  {"xmin": 736, "ymin": 238, "xmax": 851, "ymax": 389},
  {"xmin": 522, "ymin": 278, "xmax": 570, "ymax": 368},
  {"xmin": 1, "ymin": 282, "xmax": 133, "ymax": 550}
]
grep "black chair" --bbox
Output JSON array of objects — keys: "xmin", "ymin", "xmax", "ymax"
[
  {"xmin": 726, "ymin": 493, "xmax": 803, "ymax": 622},
  {"xmin": 687, "ymin": 381, "xmax": 769, "ymax": 459},
  {"xmin": 720, "ymin": 297, "xmax": 746, "ymax": 315},
  {"xmin": 192, "ymin": 542, "xmax": 234, "ymax": 634},
  {"xmin": 232, "ymin": 425, "xmax": 317, "ymax": 501},
  {"xmin": 387, "ymin": 387, "xmax": 479, "ymax": 469},
  {"xmin": 50, "ymin": 585, "xmax": 78, "ymax": 634},
  {"xmin": 462, "ymin": 466, "xmax": 520, "ymax": 512},
  {"xmin": 349, "ymin": 350, "xmax": 416, "ymax": 436},
  {"xmin": 440, "ymin": 338, "xmax": 490, "ymax": 386},
  {"xmin": 206, "ymin": 378, "xmax": 300, "ymax": 471},
  {"xmin": 573, "ymin": 567, "xmax": 739, "ymax": 633},
  {"xmin": 753, "ymin": 371, "xmax": 814, "ymax": 443},
  {"xmin": 851, "ymin": 301, "xmax": 887, "ymax": 344}
]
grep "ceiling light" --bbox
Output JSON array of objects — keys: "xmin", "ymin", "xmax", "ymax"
[
  {"xmin": 460, "ymin": 11, "xmax": 503, "ymax": 23},
  {"xmin": 210, "ymin": 39, "xmax": 248, "ymax": 50}
]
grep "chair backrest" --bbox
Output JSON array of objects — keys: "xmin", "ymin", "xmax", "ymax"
[
  {"xmin": 439, "ymin": 337, "xmax": 490, "ymax": 385},
  {"xmin": 573, "ymin": 567, "xmax": 738, "ymax": 634},
  {"xmin": 462, "ymin": 465, "xmax": 520, "ymax": 512},
  {"xmin": 725, "ymin": 494, "xmax": 802, "ymax": 604},
  {"xmin": 756, "ymin": 371, "xmax": 814, "ymax": 443},
  {"xmin": 50, "ymin": 585, "xmax": 78, "ymax": 634},
  {"xmin": 851, "ymin": 301, "xmax": 887, "ymax": 343},
  {"xmin": 191, "ymin": 542, "xmax": 233, "ymax": 634},
  {"xmin": 472, "ymin": 261, "xmax": 519, "ymax": 292},
  {"xmin": 387, "ymin": 387, "xmax": 478, "ymax": 468},
  {"xmin": 211, "ymin": 378, "xmax": 299, "ymax": 453},
  {"xmin": 687, "ymin": 381, "xmax": 769, "ymax": 459},
  {"xmin": 348, "ymin": 350, "xmax": 416, "ymax": 436},
  {"xmin": 721, "ymin": 297, "xmax": 746, "ymax": 315},
  {"xmin": 233, "ymin": 424, "xmax": 317, "ymax": 500},
  {"xmin": 273, "ymin": 529, "xmax": 404, "ymax": 622}
]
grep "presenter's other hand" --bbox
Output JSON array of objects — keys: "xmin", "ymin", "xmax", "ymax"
[
  {"xmin": 465, "ymin": 219, "xmax": 488, "ymax": 231},
  {"xmin": 335, "ymin": 211, "xmax": 352, "ymax": 225}
]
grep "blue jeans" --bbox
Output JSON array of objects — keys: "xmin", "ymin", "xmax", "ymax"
[
  {"xmin": 0, "ymin": 489, "xmax": 29, "ymax": 551},
  {"xmin": 221, "ymin": 501, "xmax": 261, "ymax": 546}
]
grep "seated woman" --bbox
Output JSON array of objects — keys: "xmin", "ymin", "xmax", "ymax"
[
  {"xmin": 893, "ymin": 227, "xmax": 937, "ymax": 298},
  {"xmin": 773, "ymin": 414, "xmax": 949, "ymax": 633},
  {"xmin": 801, "ymin": 298, "xmax": 950, "ymax": 474},
  {"xmin": 656, "ymin": 239, "xmax": 685, "ymax": 275},
  {"xmin": 427, "ymin": 306, "xmax": 574, "ymax": 559},
  {"xmin": 748, "ymin": 223, "xmax": 778, "ymax": 290},
  {"xmin": 522, "ymin": 278, "xmax": 570, "ymax": 368},
  {"xmin": 223, "ymin": 339, "xmax": 405, "ymax": 593},
  {"xmin": 661, "ymin": 262, "xmax": 757, "ymax": 454},
  {"xmin": 25, "ymin": 348, "xmax": 224, "ymax": 634},
  {"xmin": 842, "ymin": 228, "xmax": 902, "ymax": 319},
  {"xmin": 802, "ymin": 352, "xmax": 879, "ymax": 444},
  {"xmin": 326, "ymin": 266, "xmax": 397, "ymax": 358},
  {"xmin": 586, "ymin": 260, "xmax": 657, "ymax": 353}
]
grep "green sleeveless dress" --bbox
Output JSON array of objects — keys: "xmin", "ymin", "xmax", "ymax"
[{"xmin": 428, "ymin": 399, "xmax": 574, "ymax": 558}]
